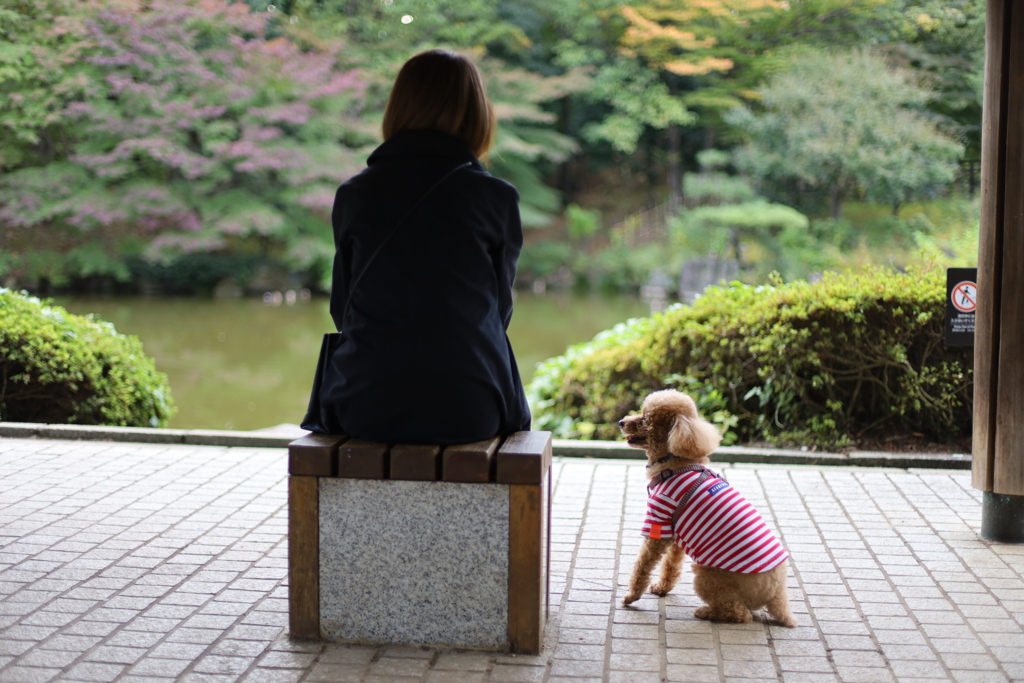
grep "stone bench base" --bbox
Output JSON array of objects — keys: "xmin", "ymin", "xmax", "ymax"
[{"xmin": 288, "ymin": 431, "xmax": 551, "ymax": 653}]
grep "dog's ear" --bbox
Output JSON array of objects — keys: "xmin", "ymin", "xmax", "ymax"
[{"xmin": 668, "ymin": 414, "xmax": 722, "ymax": 457}]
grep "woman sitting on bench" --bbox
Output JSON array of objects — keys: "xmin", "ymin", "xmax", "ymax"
[{"xmin": 302, "ymin": 49, "xmax": 531, "ymax": 445}]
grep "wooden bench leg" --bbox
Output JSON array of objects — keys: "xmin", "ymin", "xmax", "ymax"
[
  {"xmin": 507, "ymin": 474, "xmax": 549, "ymax": 654},
  {"xmin": 289, "ymin": 476, "xmax": 319, "ymax": 639}
]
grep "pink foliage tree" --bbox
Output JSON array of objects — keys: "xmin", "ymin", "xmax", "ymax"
[{"xmin": 0, "ymin": 0, "xmax": 367, "ymax": 288}]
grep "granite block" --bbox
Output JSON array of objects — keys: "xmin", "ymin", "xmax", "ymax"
[{"xmin": 319, "ymin": 479, "xmax": 510, "ymax": 649}]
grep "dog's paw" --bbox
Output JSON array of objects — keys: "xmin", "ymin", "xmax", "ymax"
[
  {"xmin": 774, "ymin": 614, "xmax": 798, "ymax": 628},
  {"xmin": 649, "ymin": 581, "xmax": 673, "ymax": 596},
  {"xmin": 695, "ymin": 604, "xmax": 753, "ymax": 623},
  {"xmin": 621, "ymin": 592, "xmax": 642, "ymax": 606}
]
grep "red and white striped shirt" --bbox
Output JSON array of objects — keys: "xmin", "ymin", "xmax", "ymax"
[{"xmin": 642, "ymin": 466, "xmax": 788, "ymax": 574}]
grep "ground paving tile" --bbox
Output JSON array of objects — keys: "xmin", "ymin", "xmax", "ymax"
[{"xmin": 1, "ymin": 439, "xmax": 1023, "ymax": 682}]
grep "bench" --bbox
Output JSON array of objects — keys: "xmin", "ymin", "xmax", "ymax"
[{"xmin": 287, "ymin": 430, "xmax": 552, "ymax": 653}]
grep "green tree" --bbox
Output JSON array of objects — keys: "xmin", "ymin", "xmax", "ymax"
[
  {"xmin": 521, "ymin": 0, "xmax": 692, "ymax": 205},
  {"xmin": 0, "ymin": 0, "xmax": 97, "ymax": 172},
  {"xmin": 612, "ymin": 0, "xmax": 893, "ymax": 205},
  {"xmin": 291, "ymin": 0, "xmax": 530, "ymax": 58},
  {"xmin": 726, "ymin": 48, "xmax": 964, "ymax": 219},
  {"xmin": 476, "ymin": 54, "xmax": 588, "ymax": 226},
  {"xmin": 283, "ymin": 0, "xmax": 588, "ymax": 226},
  {"xmin": 577, "ymin": 57, "xmax": 693, "ymax": 157},
  {"xmin": 611, "ymin": 0, "xmax": 754, "ymax": 207},
  {"xmin": 674, "ymin": 201, "xmax": 815, "ymax": 279},
  {"xmin": 882, "ymin": 0, "xmax": 985, "ymax": 158}
]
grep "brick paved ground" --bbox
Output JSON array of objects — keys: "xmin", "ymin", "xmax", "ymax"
[{"xmin": 0, "ymin": 438, "xmax": 1021, "ymax": 683}]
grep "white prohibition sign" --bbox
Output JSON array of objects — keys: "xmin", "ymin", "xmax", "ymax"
[{"xmin": 951, "ymin": 281, "xmax": 977, "ymax": 313}]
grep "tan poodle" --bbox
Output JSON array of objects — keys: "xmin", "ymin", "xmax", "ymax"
[{"xmin": 619, "ymin": 389, "xmax": 796, "ymax": 627}]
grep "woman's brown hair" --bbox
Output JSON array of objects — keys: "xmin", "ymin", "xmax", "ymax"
[{"xmin": 382, "ymin": 49, "xmax": 497, "ymax": 160}]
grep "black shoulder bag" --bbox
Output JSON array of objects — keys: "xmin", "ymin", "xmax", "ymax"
[{"xmin": 300, "ymin": 161, "xmax": 472, "ymax": 434}]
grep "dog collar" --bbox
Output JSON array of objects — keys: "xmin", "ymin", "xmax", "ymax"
[{"xmin": 645, "ymin": 453, "xmax": 679, "ymax": 469}]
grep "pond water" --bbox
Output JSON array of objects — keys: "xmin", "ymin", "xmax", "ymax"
[{"xmin": 55, "ymin": 293, "xmax": 650, "ymax": 431}]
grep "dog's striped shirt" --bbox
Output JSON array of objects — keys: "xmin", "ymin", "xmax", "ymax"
[{"xmin": 642, "ymin": 467, "xmax": 788, "ymax": 574}]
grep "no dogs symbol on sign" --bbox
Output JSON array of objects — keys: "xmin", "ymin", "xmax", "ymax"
[{"xmin": 945, "ymin": 268, "xmax": 977, "ymax": 346}]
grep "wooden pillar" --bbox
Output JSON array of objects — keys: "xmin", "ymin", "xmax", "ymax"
[{"xmin": 974, "ymin": 0, "xmax": 1024, "ymax": 542}]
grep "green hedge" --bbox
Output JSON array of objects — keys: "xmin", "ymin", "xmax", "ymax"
[
  {"xmin": 0, "ymin": 289, "xmax": 174, "ymax": 426},
  {"xmin": 527, "ymin": 268, "xmax": 972, "ymax": 448}
]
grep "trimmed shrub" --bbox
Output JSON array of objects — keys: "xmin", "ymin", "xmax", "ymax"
[
  {"xmin": 528, "ymin": 268, "xmax": 972, "ymax": 448},
  {"xmin": 0, "ymin": 289, "xmax": 174, "ymax": 426}
]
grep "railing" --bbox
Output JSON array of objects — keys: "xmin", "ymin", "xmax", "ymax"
[{"xmin": 610, "ymin": 202, "xmax": 673, "ymax": 247}]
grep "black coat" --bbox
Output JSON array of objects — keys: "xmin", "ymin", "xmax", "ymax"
[{"xmin": 319, "ymin": 130, "xmax": 531, "ymax": 444}]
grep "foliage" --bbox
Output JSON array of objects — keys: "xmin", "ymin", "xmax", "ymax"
[
  {"xmin": 619, "ymin": 0, "xmax": 781, "ymax": 79},
  {"xmin": 128, "ymin": 254, "xmax": 268, "ymax": 296},
  {"xmin": 478, "ymin": 56, "xmax": 588, "ymax": 226},
  {"xmin": 0, "ymin": 0, "xmax": 368, "ymax": 288},
  {"xmin": 0, "ymin": 288, "xmax": 174, "ymax": 426},
  {"xmin": 528, "ymin": 268, "xmax": 971, "ymax": 447},
  {"xmin": 565, "ymin": 203, "xmax": 602, "ymax": 241},
  {"xmin": 904, "ymin": 198, "xmax": 980, "ymax": 265},
  {"xmin": 289, "ymin": 0, "xmax": 980, "ymax": 199},
  {"xmin": 0, "ymin": 0, "xmax": 95, "ymax": 172},
  {"xmin": 683, "ymin": 173, "xmax": 757, "ymax": 207},
  {"xmin": 0, "ymin": 0, "xmax": 984, "ymax": 295},
  {"xmin": 883, "ymin": 0, "xmax": 985, "ymax": 157},
  {"xmin": 294, "ymin": 0, "xmax": 531, "ymax": 60},
  {"xmin": 616, "ymin": 0, "xmax": 892, "ymax": 143},
  {"xmin": 675, "ymin": 151, "xmax": 826, "ymax": 281},
  {"xmin": 528, "ymin": 313, "xmax": 656, "ymax": 438},
  {"xmin": 289, "ymin": 0, "xmax": 588, "ymax": 227},
  {"xmin": 577, "ymin": 56, "xmax": 694, "ymax": 154},
  {"xmin": 673, "ymin": 200, "xmax": 812, "ymax": 278},
  {"xmin": 517, "ymin": 238, "xmax": 666, "ymax": 293},
  {"xmin": 837, "ymin": 196, "xmax": 980, "ymax": 267},
  {"xmin": 727, "ymin": 48, "xmax": 964, "ymax": 218},
  {"xmin": 912, "ymin": 224, "xmax": 978, "ymax": 267},
  {"xmin": 587, "ymin": 242, "xmax": 668, "ymax": 292},
  {"xmin": 517, "ymin": 240, "xmax": 574, "ymax": 282},
  {"xmin": 503, "ymin": 0, "xmax": 698, "ymax": 161},
  {"xmin": 683, "ymin": 201, "xmax": 809, "ymax": 238}
]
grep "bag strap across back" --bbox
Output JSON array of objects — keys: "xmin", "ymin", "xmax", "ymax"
[{"xmin": 340, "ymin": 161, "xmax": 473, "ymax": 326}]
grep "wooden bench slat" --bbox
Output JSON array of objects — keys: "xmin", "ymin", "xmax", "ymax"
[
  {"xmin": 337, "ymin": 439, "xmax": 389, "ymax": 479},
  {"xmin": 390, "ymin": 444, "xmax": 442, "ymax": 481},
  {"xmin": 288, "ymin": 434, "xmax": 347, "ymax": 477},
  {"xmin": 496, "ymin": 431, "xmax": 553, "ymax": 484},
  {"xmin": 442, "ymin": 437, "xmax": 501, "ymax": 483}
]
